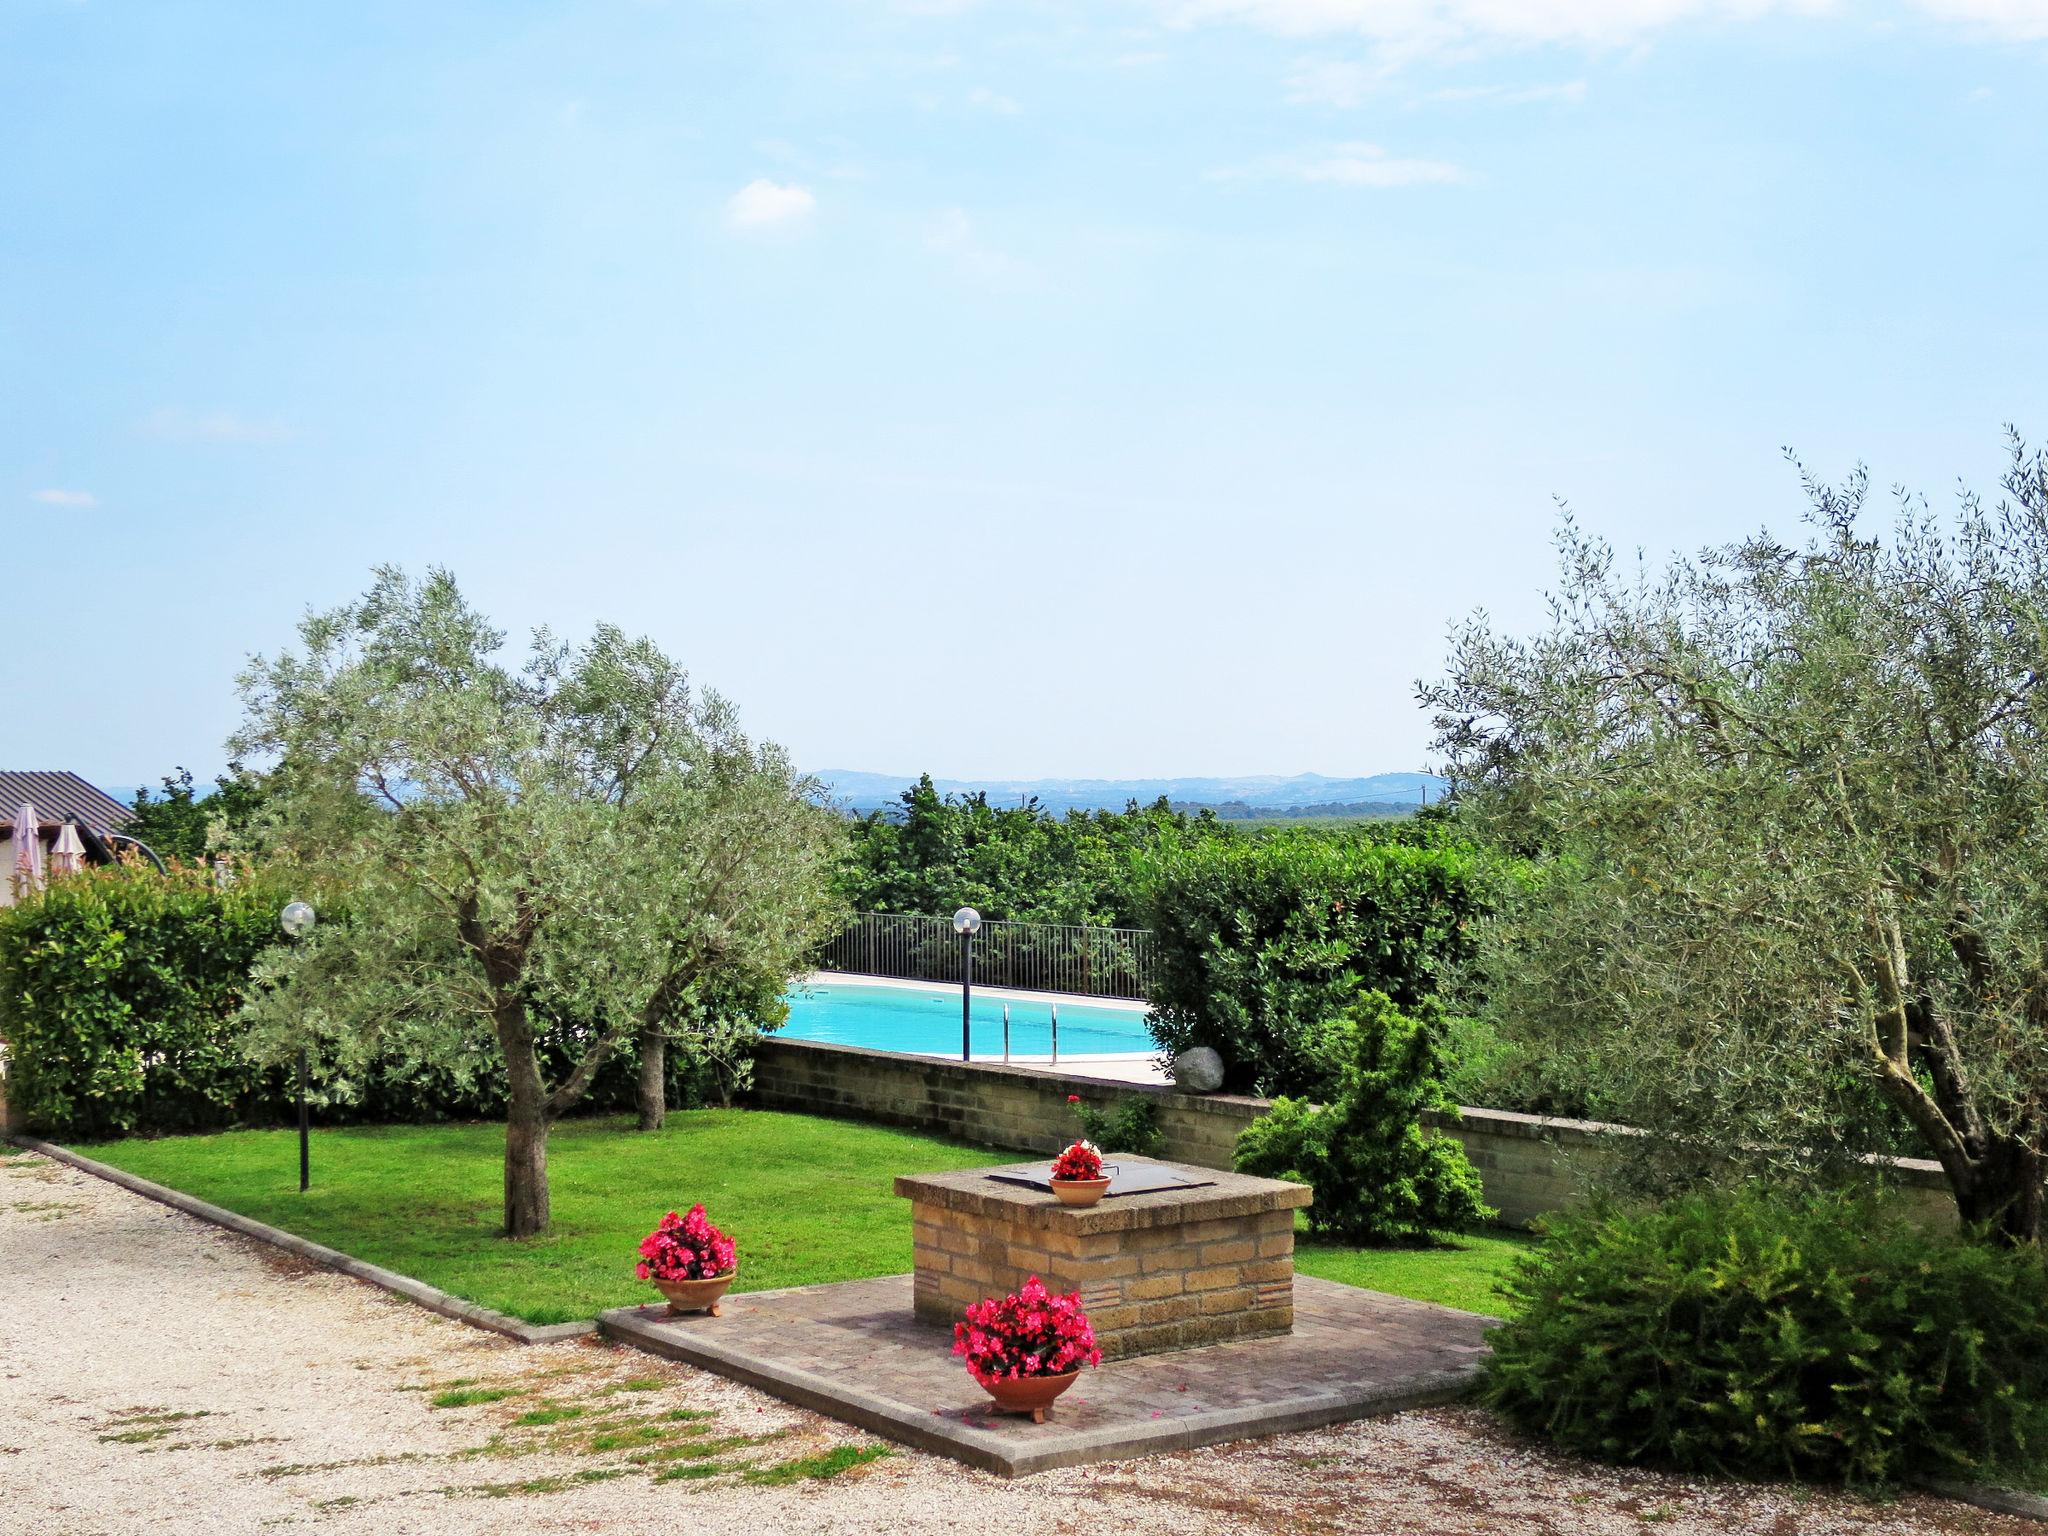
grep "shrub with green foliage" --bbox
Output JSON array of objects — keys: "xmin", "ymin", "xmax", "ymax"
[
  {"xmin": 0, "ymin": 865, "xmax": 297, "ymax": 1138},
  {"xmin": 1137, "ymin": 825, "xmax": 1496, "ymax": 1098},
  {"xmin": 1483, "ymin": 1187, "xmax": 2048, "ymax": 1487},
  {"xmin": 1069, "ymin": 1092, "xmax": 1164, "ymax": 1157},
  {"xmin": 0, "ymin": 867, "xmax": 783, "ymax": 1139},
  {"xmin": 126, "ymin": 763, "xmax": 273, "ymax": 864},
  {"xmin": 1233, "ymin": 991, "xmax": 1491, "ymax": 1244}
]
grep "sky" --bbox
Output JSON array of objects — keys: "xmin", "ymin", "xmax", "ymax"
[{"xmin": 5, "ymin": 0, "xmax": 2046, "ymax": 788}]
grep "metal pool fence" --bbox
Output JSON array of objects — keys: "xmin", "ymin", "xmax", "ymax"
[{"xmin": 819, "ymin": 912, "xmax": 1158, "ymax": 1001}]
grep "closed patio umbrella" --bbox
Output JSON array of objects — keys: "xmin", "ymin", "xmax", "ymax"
[
  {"xmin": 49, "ymin": 820, "xmax": 86, "ymax": 877},
  {"xmin": 10, "ymin": 801, "xmax": 43, "ymax": 901}
]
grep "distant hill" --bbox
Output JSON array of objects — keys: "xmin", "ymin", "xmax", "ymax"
[
  {"xmin": 1171, "ymin": 798, "xmax": 1423, "ymax": 822},
  {"xmin": 812, "ymin": 770, "xmax": 1443, "ymax": 817},
  {"xmin": 102, "ymin": 772, "xmax": 1446, "ymax": 820}
]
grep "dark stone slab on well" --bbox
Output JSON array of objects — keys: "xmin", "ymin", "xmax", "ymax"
[{"xmin": 601, "ymin": 1273, "xmax": 1494, "ymax": 1477}]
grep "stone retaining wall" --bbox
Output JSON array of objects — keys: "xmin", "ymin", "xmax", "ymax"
[
  {"xmin": 750, "ymin": 1037, "xmax": 1258, "ymax": 1170},
  {"xmin": 749, "ymin": 1036, "xmax": 1959, "ymax": 1229}
]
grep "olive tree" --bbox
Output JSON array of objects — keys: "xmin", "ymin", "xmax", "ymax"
[
  {"xmin": 233, "ymin": 567, "xmax": 844, "ymax": 1236},
  {"xmin": 1424, "ymin": 434, "xmax": 2048, "ymax": 1243}
]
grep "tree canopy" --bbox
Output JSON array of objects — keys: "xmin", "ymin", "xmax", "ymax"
[
  {"xmin": 1425, "ymin": 434, "xmax": 2048, "ymax": 1242},
  {"xmin": 127, "ymin": 763, "xmax": 273, "ymax": 864},
  {"xmin": 835, "ymin": 774, "xmax": 1221, "ymax": 928},
  {"xmin": 233, "ymin": 567, "xmax": 843, "ymax": 1235}
]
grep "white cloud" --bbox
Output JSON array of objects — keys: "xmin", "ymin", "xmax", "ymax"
[
  {"xmin": 1428, "ymin": 79, "xmax": 1590, "ymax": 103},
  {"xmin": 1915, "ymin": 0, "xmax": 2048, "ymax": 39},
  {"xmin": 31, "ymin": 488, "xmax": 96, "ymax": 507},
  {"xmin": 1162, "ymin": 0, "xmax": 2048, "ymax": 57},
  {"xmin": 1287, "ymin": 55, "xmax": 1588, "ymax": 107},
  {"xmin": 725, "ymin": 179, "xmax": 817, "ymax": 230},
  {"xmin": 966, "ymin": 84, "xmax": 1022, "ymax": 113},
  {"xmin": 1165, "ymin": 0, "xmax": 1825, "ymax": 52},
  {"xmin": 925, "ymin": 207, "xmax": 1031, "ymax": 285},
  {"xmin": 143, "ymin": 408, "xmax": 290, "ymax": 444},
  {"xmin": 1210, "ymin": 141, "xmax": 1468, "ymax": 187},
  {"xmin": 1284, "ymin": 57, "xmax": 1387, "ymax": 106}
]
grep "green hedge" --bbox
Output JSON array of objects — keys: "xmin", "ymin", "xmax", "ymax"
[
  {"xmin": 1483, "ymin": 1187, "xmax": 2048, "ymax": 1487},
  {"xmin": 0, "ymin": 868, "xmax": 773, "ymax": 1139},
  {"xmin": 1135, "ymin": 827, "xmax": 1494, "ymax": 1097},
  {"xmin": 0, "ymin": 866, "xmax": 298, "ymax": 1137}
]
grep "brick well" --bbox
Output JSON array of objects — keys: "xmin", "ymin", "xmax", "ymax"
[{"xmin": 895, "ymin": 1159, "xmax": 1312, "ymax": 1360}]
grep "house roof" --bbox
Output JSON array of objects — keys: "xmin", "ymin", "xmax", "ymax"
[{"xmin": 0, "ymin": 771, "xmax": 134, "ymax": 836}]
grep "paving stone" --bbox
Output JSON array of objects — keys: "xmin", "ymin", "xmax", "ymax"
[{"xmin": 601, "ymin": 1272, "xmax": 1493, "ymax": 1477}]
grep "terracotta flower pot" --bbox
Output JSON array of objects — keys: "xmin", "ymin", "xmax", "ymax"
[
  {"xmin": 653, "ymin": 1269, "xmax": 737, "ymax": 1317},
  {"xmin": 978, "ymin": 1369, "xmax": 1080, "ymax": 1424},
  {"xmin": 1049, "ymin": 1176, "xmax": 1111, "ymax": 1207}
]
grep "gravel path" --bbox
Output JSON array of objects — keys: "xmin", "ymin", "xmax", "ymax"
[{"xmin": 2, "ymin": 1145, "xmax": 2039, "ymax": 1536}]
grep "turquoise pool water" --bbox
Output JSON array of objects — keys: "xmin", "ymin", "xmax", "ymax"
[{"xmin": 780, "ymin": 981, "xmax": 1153, "ymax": 1057}]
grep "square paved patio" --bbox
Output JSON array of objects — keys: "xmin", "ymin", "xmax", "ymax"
[{"xmin": 601, "ymin": 1273, "xmax": 1495, "ymax": 1477}]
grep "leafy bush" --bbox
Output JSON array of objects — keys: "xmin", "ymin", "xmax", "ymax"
[
  {"xmin": 1440, "ymin": 1012, "xmax": 1611, "ymax": 1121},
  {"xmin": 1068, "ymin": 1093, "xmax": 1163, "ymax": 1157},
  {"xmin": 1234, "ymin": 991, "xmax": 1492, "ymax": 1243},
  {"xmin": 837, "ymin": 773, "xmax": 1219, "ymax": 929},
  {"xmin": 0, "ymin": 865, "xmax": 299, "ymax": 1137},
  {"xmin": 1137, "ymin": 827, "xmax": 1496, "ymax": 1098},
  {"xmin": 1483, "ymin": 1187, "xmax": 2048, "ymax": 1487},
  {"xmin": 0, "ymin": 866, "xmax": 782, "ymax": 1138},
  {"xmin": 126, "ymin": 764, "xmax": 273, "ymax": 864}
]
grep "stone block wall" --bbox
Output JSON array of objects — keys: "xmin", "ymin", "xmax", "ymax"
[
  {"xmin": 749, "ymin": 1037, "xmax": 1258, "ymax": 1169},
  {"xmin": 1429, "ymin": 1105, "xmax": 1958, "ymax": 1230},
  {"xmin": 749, "ymin": 1037, "xmax": 1958, "ymax": 1230}
]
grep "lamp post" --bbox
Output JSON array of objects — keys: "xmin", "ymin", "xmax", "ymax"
[
  {"xmin": 280, "ymin": 901, "xmax": 317, "ymax": 1192},
  {"xmin": 953, "ymin": 907, "xmax": 981, "ymax": 1063}
]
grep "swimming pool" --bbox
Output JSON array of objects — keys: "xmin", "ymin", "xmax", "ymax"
[{"xmin": 779, "ymin": 979, "xmax": 1154, "ymax": 1058}]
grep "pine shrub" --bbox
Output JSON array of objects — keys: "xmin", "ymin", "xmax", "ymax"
[
  {"xmin": 1233, "ymin": 990, "xmax": 1492, "ymax": 1243},
  {"xmin": 1483, "ymin": 1187, "xmax": 2048, "ymax": 1487}
]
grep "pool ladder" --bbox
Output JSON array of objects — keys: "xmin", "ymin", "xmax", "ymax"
[{"xmin": 999, "ymin": 1003, "xmax": 1058, "ymax": 1067}]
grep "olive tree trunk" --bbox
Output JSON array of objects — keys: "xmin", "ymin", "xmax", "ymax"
[
  {"xmin": 503, "ymin": 1100, "xmax": 551, "ymax": 1239},
  {"xmin": 500, "ymin": 1025, "xmax": 553, "ymax": 1238},
  {"xmin": 1942, "ymin": 1130, "xmax": 2045, "ymax": 1247},
  {"xmin": 637, "ymin": 1022, "xmax": 667, "ymax": 1133}
]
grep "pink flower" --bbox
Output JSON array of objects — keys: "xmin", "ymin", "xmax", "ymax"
[
  {"xmin": 1050, "ymin": 1140, "xmax": 1103, "ymax": 1182},
  {"xmin": 952, "ymin": 1275, "xmax": 1102, "ymax": 1386},
  {"xmin": 633, "ymin": 1203, "xmax": 737, "ymax": 1284}
]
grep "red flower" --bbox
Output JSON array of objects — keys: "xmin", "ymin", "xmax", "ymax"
[
  {"xmin": 952, "ymin": 1276, "xmax": 1102, "ymax": 1386},
  {"xmin": 1066, "ymin": 1094, "xmax": 1081, "ymax": 1103},
  {"xmin": 633, "ymin": 1204, "xmax": 737, "ymax": 1283},
  {"xmin": 1050, "ymin": 1140, "xmax": 1103, "ymax": 1182}
]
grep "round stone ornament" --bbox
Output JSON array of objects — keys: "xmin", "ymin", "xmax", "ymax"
[{"xmin": 1170, "ymin": 1046, "xmax": 1225, "ymax": 1093}]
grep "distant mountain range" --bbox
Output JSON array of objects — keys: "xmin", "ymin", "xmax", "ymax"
[
  {"xmin": 812, "ymin": 770, "xmax": 1444, "ymax": 817},
  {"xmin": 103, "ymin": 770, "xmax": 1447, "ymax": 820}
]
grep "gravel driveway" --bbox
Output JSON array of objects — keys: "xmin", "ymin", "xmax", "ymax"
[{"xmin": 2, "ymin": 1145, "xmax": 2038, "ymax": 1536}]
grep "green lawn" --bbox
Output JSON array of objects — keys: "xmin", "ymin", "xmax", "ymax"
[
  {"xmin": 1294, "ymin": 1227, "xmax": 1532, "ymax": 1316},
  {"xmin": 84, "ymin": 1110, "xmax": 1000, "ymax": 1324},
  {"xmin": 79, "ymin": 1109, "xmax": 1530, "ymax": 1324}
]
